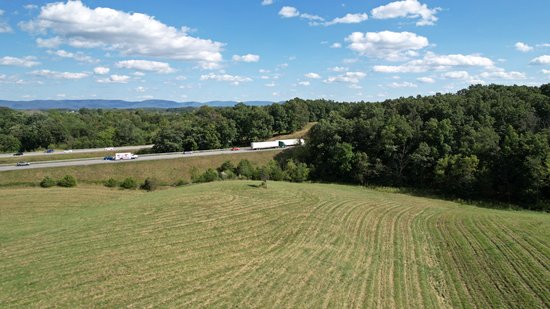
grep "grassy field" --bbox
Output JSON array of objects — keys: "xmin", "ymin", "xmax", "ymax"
[
  {"xmin": 1, "ymin": 181, "xmax": 548, "ymax": 308},
  {"xmin": 0, "ymin": 150, "xmax": 281, "ymax": 186},
  {"xmin": 267, "ymin": 122, "xmax": 316, "ymax": 141}
]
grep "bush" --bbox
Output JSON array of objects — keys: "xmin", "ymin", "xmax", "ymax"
[
  {"xmin": 104, "ymin": 178, "xmax": 119, "ymax": 188},
  {"xmin": 120, "ymin": 177, "xmax": 138, "ymax": 189},
  {"xmin": 40, "ymin": 176, "xmax": 57, "ymax": 188},
  {"xmin": 57, "ymin": 175, "xmax": 77, "ymax": 187},
  {"xmin": 140, "ymin": 177, "xmax": 159, "ymax": 191},
  {"xmin": 284, "ymin": 159, "xmax": 309, "ymax": 183},
  {"xmin": 259, "ymin": 180, "xmax": 268, "ymax": 189},
  {"xmin": 237, "ymin": 159, "xmax": 254, "ymax": 179},
  {"xmin": 201, "ymin": 168, "xmax": 219, "ymax": 183},
  {"xmin": 174, "ymin": 179, "xmax": 189, "ymax": 186}
]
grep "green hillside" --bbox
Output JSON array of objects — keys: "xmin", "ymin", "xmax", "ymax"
[{"xmin": 1, "ymin": 181, "xmax": 548, "ymax": 308}]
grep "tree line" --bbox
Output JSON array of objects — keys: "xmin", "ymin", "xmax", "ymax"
[{"xmin": 300, "ymin": 84, "xmax": 550, "ymax": 209}]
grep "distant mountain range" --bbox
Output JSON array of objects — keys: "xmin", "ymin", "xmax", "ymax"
[{"xmin": 0, "ymin": 99, "xmax": 275, "ymax": 110}]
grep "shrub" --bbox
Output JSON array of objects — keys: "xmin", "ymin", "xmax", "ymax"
[
  {"xmin": 40, "ymin": 176, "xmax": 57, "ymax": 188},
  {"xmin": 104, "ymin": 178, "xmax": 119, "ymax": 188},
  {"xmin": 120, "ymin": 177, "xmax": 138, "ymax": 189},
  {"xmin": 200, "ymin": 168, "xmax": 219, "ymax": 183},
  {"xmin": 57, "ymin": 175, "xmax": 77, "ymax": 187},
  {"xmin": 237, "ymin": 159, "xmax": 254, "ymax": 179},
  {"xmin": 174, "ymin": 179, "xmax": 189, "ymax": 186},
  {"xmin": 284, "ymin": 159, "xmax": 309, "ymax": 183},
  {"xmin": 218, "ymin": 160, "xmax": 236, "ymax": 173},
  {"xmin": 259, "ymin": 180, "xmax": 268, "ymax": 189},
  {"xmin": 140, "ymin": 177, "xmax": 159, "ymax": 191}
]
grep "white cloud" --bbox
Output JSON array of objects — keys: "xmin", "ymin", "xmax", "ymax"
[
  {"xmin": 329, "ymin": 66, "xmax": 348, "ymax": 72},
  {"xmin": 24, "ymin": 4, "xmax": 38, "ymax": 10},
  {"xmin": 200, "ymin": 73, "xmax": 252, "ymax": 85},
  {"xmin": 93, "ymin": 66, "xmax": 110, "ymax": 75},
  {"xmin": 21, "ymin": 1, "xmax": 223, "ymax": 67},
  {"xmin": 264, "ymin": 82, "xmax": 276, "ymax": 87},
  {"xmin": 324, "ymin": 71, "xmax": 366, "ymax": 84},
  {"xmin": 135, "ymin": 86, "xmax": 146, "ymax": 93},
  {"xmin": 345, "ymin": 31, "xmax": 429, "ymax": 61},
  {"xmin": 0, "ymin": 9, "xmax": 12, "ymax": 33},
  {"xmin": 304, "ymin": 72, "xmax": 321, "ymax": 79},
  {"xmin": 232, "ymin": 54, "xmax": 260, "ymax": 62},
  {"xmin": 443, "ymin": 71, "xmax": 470, "ymax": 80},
  {"xmin": 542, "ymin": 69, "xmax": 550, "ymax": 74},
  {"xmin": 479, "ymin": 69, "xmax": 526, "ymax": 80},
  {"xmin": 278, "ymin": 6, "xmax": 323, "ymax": 22},
  {"xmin": 36, "ymin": 37, "xmax": 62, "ymax": 48},
  {"xmin": 32, "ymin": 69, "xmax": 88, "ymax": 79},
  {"xmin": 417, "ymin": 76, "xmax": 435, "ymax": 83},
  {"xmin": 116, "ymin": 60, "xmax": 175, "ymax": 73},
  {"xmin": 387, "ymin": 81, "xmax": 417, "ymax": 88},
  {"xmin": 48, "ymin": 49, "xmax": 97, "ymax": 63},
  {"xmin": 371, "ymin": 0, "xmax": 440, "ymax": 26},
  {"xmin": 373, "ymin": 52, "xmax": 494, "ymax": 73},
  {"xmin": 298, "ymin": 81, "xmax": 310, "ymax": 86},
  {"xmin": 330, "ymin": 43, "xmax": 342, "ymax": 49},
  {"xmin": 0, "ymin": 56, "xmax": 40, "ymax": 67},
  {"xmin": 515, "ymin": 42, "xmax": 533, "ymax": 52},
  {"xmin": 97, "ymin": 74, "xmax": 131, "ymax": 83},
  {"xmin": 261, "ymin": 0, "xmax": 273, "ymax": 5},
  {"xmin": 279, "ymin": 6, "xmax": 300, "ymax": 18},
  {"xmin": 325, "ymin": 13, "xmax": 368, "ymax": 26},
  {"xmin": 530, "ymin": 55, "xmax": 550, "ymax": 65}
]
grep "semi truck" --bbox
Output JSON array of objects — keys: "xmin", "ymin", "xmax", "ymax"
[
  {"xmin": 251, "ymin": 138, "xmax": 304, "ymax": 150},
  {"xmin": 115, "ymin": 153, "xmax": 138, "ymax": 160}
]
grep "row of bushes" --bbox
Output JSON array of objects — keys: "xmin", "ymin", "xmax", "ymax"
[
  {"xmin": 104, "ymin": 177, "xmax": 164, "ymax": 191},
  {"xmin": 40, "ymin": 175, "xmax": 77, "ymax": 188},
  {"xmin": 191, "ymin": 159, "xmax": 310, "ymax": 184}
]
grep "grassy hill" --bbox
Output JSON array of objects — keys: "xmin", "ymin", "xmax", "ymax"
[{"xmin": 1, "ymin": 181, "xmax": 548, "ymax": 307}]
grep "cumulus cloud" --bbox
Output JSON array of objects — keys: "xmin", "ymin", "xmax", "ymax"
[
  {"xmin": 479, "ymin": 69, "xmax": 526, "ymax": 80},
  {"xmin": 97, "ymin": 74, "xmax": 130, "ymax": 83},
  {"xmin": 261, "ymin": 0, "xmax": 273, "ymax": 5},
  {"xmin": 442, "ymin": 71, "xmax": 470, "ymax": 80},
  {"xmin": 24, "ymin": 4, "xmax": 39, "ymax": 10},
  {"xmin": 542, "ymin": 69, "xmax": 550, "ymax": 74},
  {"xmin": 304, "ymin": 72, "xmax": 321, "ymax": 79},
  {"xmin": 116, "ymin": 60, "xmax": 175, "ymax": 73},
  {"xmin": 417, "ymin": 76, "xmax": 435, "ymax": 83},
  {"xmin": 371, "ymin": 0, "xmax": 440, "ymax": 26},
  {"xmin": 329, "ymin": 66, "xmax": 348, "ymax": 72},
  {"xmin": 530, "ymin": 55, "xmax": 550, "ymax": 65},
  {"xmin": 387, "ymin": 81, "xmax": 417, "ymax": 88},
  {"xmin": 32, "ymin": 69, "xmax": 88, "ymax": 79},
  {"xmin": 325, "ymin": 13, "xmax": 368, "ymax": 26},
  {"xmin": 324, "ymin": 71, "xmax": 366, "ymax": 84},
  {"xmin": 20, "ymin": 1, "xmax": 223, "ymax": 67},
  {"xmin": 1, "ymin": 56, "xmax": 40, "ymax": 67},
  {"xmin": 330, "ymin": 43, "xmax": 342, "ymax": 49},
  {"xmin": 48, "ymin": 49, "xmax": 97, "ymax": 63},
  {"xmin": 232, "ymin": 54, "xmax": 260, "ymax": 62},
  {"xmin": 345, "ymin": 31, "xmax": 429, "ymax": 61},
  {"xmin": 93, "ymin": 67, "xmax": 110, "ymax": 75},
  {"xmin": 200, "ymin": 73, "xmax": 252, "ymax": 85},
  {"xmin": 515, "ymin": 42, "xmax": 533, "ymax": 52},
  {"xmin": 298, "ymin": 81, "xmax": 310, "ymax": 86},
  {"xmin": 279, "ymin": 6, "xmax": 300, "ymax": 18},
  {"xmin": 0, "ymin": 9, "xmax": 12, "ymax": 33},
  {"xmin": 373, "ymin": 52, "xmax": 494, "ymax": 73}
]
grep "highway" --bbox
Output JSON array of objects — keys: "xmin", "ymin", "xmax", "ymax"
[
  {"xmin": 0, "ymin": 145, "xmax": 154, "ymax": 158},
  {"xmin": 0, "ymin": 147, "xmax": 281, "ymax": 172}
]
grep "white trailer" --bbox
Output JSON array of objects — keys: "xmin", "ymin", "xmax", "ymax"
[
  {"xmin": 115, "ymin": 152, "xmax": 138, "ymax": 160},
  {"xmin": 277, "ymin": 139, "xmax": 305, "ymax": 147},
  {"xmin": 251, "ymin": 141, "xmax": 280, "ymax": 150}
]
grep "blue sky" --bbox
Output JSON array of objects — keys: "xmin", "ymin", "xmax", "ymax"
[{"xmin": 0, "ymin": 0, "xmax": 549, "ymax": 102}]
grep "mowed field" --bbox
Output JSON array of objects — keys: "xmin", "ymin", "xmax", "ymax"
[{"xmin": 1, "ymin": 181, "xmax": 548, "ymax": 308}]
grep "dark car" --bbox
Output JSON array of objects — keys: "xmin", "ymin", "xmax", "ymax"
[
  {"xmin": 45, "ymin": 149, "xmax": 54, "ymax": 153},
  {"xmin": 103, "ymin": 156, "xmax": 115, "ymax": 160},
  {"xmin": 13, "ymin": 152, "xmax": 23, "ymax": 156},
  {"xmin": 16, "ymin": 162, "xmax": 30, "ymax": 166}
]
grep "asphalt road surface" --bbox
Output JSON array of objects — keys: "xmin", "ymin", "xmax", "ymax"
[
  {"xmin": 0, "ymin": 147, "xmax": 281, "ymax": 172},
  {"xmin": 0, "ymin": 145, "xmax": 154, "ymax": 158}
]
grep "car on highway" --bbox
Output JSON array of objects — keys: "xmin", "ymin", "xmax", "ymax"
[
  {"xmin": 231, "ymin": 147, "xmax": 241, "ymax": 151},
  {"xmin": 103, "ymin": 156, "xmax": 115, "ymax": 160},
  {"xmin": 105, "ymin": 147, "xmax": 114, "ymax": 150},
  {"xmin": 45, "ymin": 149, "xmax": 54, "ymax": 153},
  {"xmin": 13, "ymin": 152, "xmax": 23, "ymax": 156},
  {"xmin": 64, "ymin": 149, "xmax": 73, "ymax": 153},
  {"xmin": 16, "ymin": 162, "xmax": 30, "ymax": 166}
]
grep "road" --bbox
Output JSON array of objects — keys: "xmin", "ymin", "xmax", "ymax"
[
  {"xmin": 0, "ymin": 147, "xmax": 281, "ymax": 172},
  {"xmin": 0, "ymin": 145, "xmax": 154, "ymax": 158}
]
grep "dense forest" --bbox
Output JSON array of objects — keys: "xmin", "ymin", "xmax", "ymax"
[
  {"xmin": 301, "ymin": 84, "xmax": 550, "ymax": 209},
  {"xmin": 1, "ymin": 83, "xmax": 549, "ymax": 208}
]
